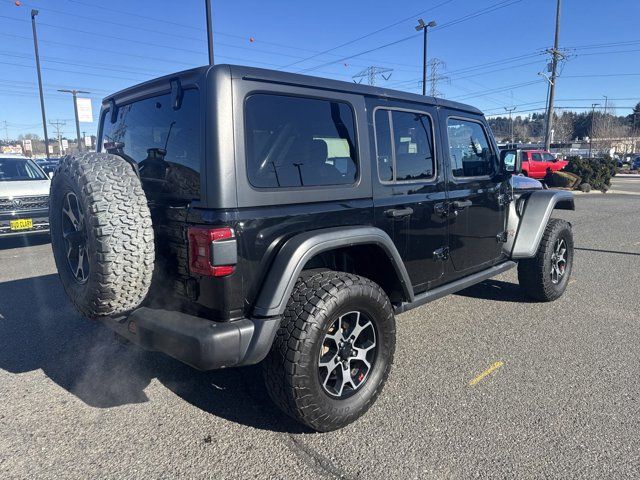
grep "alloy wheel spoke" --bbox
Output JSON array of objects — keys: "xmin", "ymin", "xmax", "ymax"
[
  {"xmin": 337, "ymin": 364, "xmax": 356, "ymax": 396},
  {"xmin": 350, "ymin": 316, "xmax": 373, "ymax": 343},
  {"xmin": 351, "ymin": 346, "xmax": 372, "ymax": 369},
  {"xmin": 75, "ymin": 246, "xmax": 85, "ymax": 280},
  {"xmin": 62, "ymin": 203, "xmax": 79, "ymax": 229}
]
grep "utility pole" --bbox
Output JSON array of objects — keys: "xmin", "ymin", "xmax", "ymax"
[
  {"xmin": 351, "ymin": 66, "xmax": 393, "ymax": 86},
  {"xmin": 543, "ymin": 0, "xmax": 562, "ymax": 151},
  {"xmin": 49, "ymin": 119, "xmax": 66, "ymax": 155},
  {"xmin": 415, "ymin": 19, "xmax": 437, "ymax": 96},
  {"xmin": 504, "ymin": 106, "xmax": 517, "ymax": 144},
  {"xmin": 31, "ymin": 9, "xmax": 50, "ymax": 159},
  {"xmin": 205, "ymin": 0, "xmax": 214, "ymax": 65},
  {"xmin": 633, "ymin": 112, "xmax": 639, "ymax": 154},
  {"xmin": 589, "ymin": 103, "xmax": 599, "ymax": 158},
  {"xmin": 58, "ymin": 89, "xmax": 90, "ymax": 152},
  {"xmin": 2, "ymin": 120, "xmax": 8, "ymax": 144}
]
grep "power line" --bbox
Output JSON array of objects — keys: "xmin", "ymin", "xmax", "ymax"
[
  {"xmin": 450, "ymin": 80, "xmax": 544, "ymax": 101},
  {"xmin": 279, "ymin": 0, "xmax": 456, "ymax": 69},
  {"xmin": 297, "ymin": 0, "xmax": 524, "ymax": 74},
  {"xmin": 0, "ymin": 9, "xmax": 418, "ymax": 72}
]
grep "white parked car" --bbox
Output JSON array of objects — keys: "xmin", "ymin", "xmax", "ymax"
[{"xmin": 0, "ymin": 156, "xmax": 51, "ymax": 237}]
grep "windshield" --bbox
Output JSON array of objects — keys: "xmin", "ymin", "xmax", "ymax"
[{"xmin": 0, "ymin": 158, "xmax": 47, "ymax": 181}]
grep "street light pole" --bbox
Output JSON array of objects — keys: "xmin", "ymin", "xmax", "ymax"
[
  {"xmin": 58, "ymin": 89, "xmax": 90, "ymax": 152},
  {"xmin": 415, "ymin": 19, "xmax": 436, "ymax": 96},
  {"xmin": 30, "ymin": 9, "xmax": 50, "ymax": 159},
  {"xmin": 589, "ymin": 103, "xmax": 599, "ymax": 158},
  {"xmin": 205, "ymin": 0, "xmax": 214, "ymax": 65}
]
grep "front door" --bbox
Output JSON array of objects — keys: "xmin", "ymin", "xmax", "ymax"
[
  {"xmin": 442, "ymin": 113, "xmax": 506, "ymax": 273},
  {"xmin": 369, "ymin": 101, "xmax": 448, "ymax": 293}
]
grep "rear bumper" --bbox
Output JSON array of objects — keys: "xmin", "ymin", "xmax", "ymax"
[{"xmin": 102, "ymin": 307, "xmax": 280, "ymax": 370}]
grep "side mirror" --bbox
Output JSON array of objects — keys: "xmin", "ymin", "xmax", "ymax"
[
  {"xmin": 500, "ymin": 150, "xmax": 522, "ymax": 175},
  {"xmin": 48, "ymin": 171, "xmax": 54, "ymax": 179}
]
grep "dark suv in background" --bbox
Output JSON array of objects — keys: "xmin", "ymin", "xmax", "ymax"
[{"xmin": 49, "ymin": 65, "xmax": 574, "ymax": 431}]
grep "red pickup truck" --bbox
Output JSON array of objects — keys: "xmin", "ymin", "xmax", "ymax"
[{"xmin": 519, "ymin": 150, "xmax": 568, "ymax": 179}]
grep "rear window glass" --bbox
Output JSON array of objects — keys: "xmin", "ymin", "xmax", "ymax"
[
  {"xmin": 245, "ymin": 94, "xmax": 358, "ymax": 188},
  {"xmin": 374, "ymin": 109, "xmax": 435, "ymax": 183},
  {"xmin": 100, "ymin": 89, "xmax": 200, "ymax": 200}
]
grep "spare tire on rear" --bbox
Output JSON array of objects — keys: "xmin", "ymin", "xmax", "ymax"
[{"xmin": 50, "ymin": 152, "xmax": 155, "ymax": 318}]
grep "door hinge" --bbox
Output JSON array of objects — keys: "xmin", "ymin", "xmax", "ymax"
[
  {"xmin": 496, "ymin": 231, "xmax": 508, "ymax": 243},
  {"xmin": 433, "ymin": 247, "xmax": 450, "ymax": 261}
]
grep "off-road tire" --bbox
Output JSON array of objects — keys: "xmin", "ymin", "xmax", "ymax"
[
  {"xmin": 263, "ymin": 270, "xmax": 396, "ymax": 432},
  {"xmin": 50, "ymin": 152, "xmax": 154, "ymax": 318},
  {"xmin": 518, "ymin": 218, "xmax": 573, "ymax": 302}
]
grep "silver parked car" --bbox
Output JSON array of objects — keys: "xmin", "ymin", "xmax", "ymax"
[{"xmin": 0, "ymin": 156, "xmax": 51, "ymax": 237}]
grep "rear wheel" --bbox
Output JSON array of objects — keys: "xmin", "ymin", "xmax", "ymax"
[
  {"xmin": 263, "ymin": 270, "xmax": 396, "ymax": 432},
  {"xmin": 518, "ymin": 219, "xmax": 573, "ymax": 301}
]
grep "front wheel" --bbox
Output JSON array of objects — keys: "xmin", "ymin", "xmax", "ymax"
[
  {"xmin": 263, "ymin": 271, "xmax": 396, "ymax": 432},
  {"xmin": 518, "ymin": 218, "xmax": 573, "ymax": 301}
]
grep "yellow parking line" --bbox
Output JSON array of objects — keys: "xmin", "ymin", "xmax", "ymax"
[{"xmin": 469, "ymin": 361, "xmax": 504, "ymax": 386}]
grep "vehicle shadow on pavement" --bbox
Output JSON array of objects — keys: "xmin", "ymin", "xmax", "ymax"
[
  {"xmin": 0, "ymin": 274, "xmax": 306, "ymax": 433},
  {"xmin": 455, "ymin": 279, "xmax": 532, "ymax": 303},
  {"xmin": 0, "ymin": 234, "xmax": 50, "ymax": 250}
]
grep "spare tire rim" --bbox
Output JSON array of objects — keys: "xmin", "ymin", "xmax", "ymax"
[
  {"xmin": 61, "ymin": 191, "xmax": 89, "ymax": 284},
  {"xmin": 318, "ymin": 311, "xmax": 377, "ymax": 398},
  {"xmin": 550, "ymin": 238, "xmax": 567, "ymax": 285}
]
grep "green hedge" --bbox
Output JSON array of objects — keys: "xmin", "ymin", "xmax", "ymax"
[{"xmin": 564, "ymin": 156, "xmax": 616, "ymax": 192}]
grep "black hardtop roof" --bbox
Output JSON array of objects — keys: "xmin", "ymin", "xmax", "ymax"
[{"xmin": 104, "ymin": 64, "xmax": 483, "ymax": 116}]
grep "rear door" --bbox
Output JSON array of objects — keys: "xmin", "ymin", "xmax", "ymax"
[
  {"xmin": 369, "ymin": 100, "xmax": 448, "ymax": 293},
  {"xmin": 441, "ymin": 113, "xmax": 507, "ymax": 274}
]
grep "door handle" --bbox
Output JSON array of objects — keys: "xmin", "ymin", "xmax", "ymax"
[
  {"xmin": 452, "ymin": 200, "xmax": 472, "ymax": 210},
  {"xmin": 385, "ymin": 207, "xmax": 414, "ymax": 218}
]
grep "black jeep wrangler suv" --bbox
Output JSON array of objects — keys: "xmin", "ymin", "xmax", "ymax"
[{"xmin": 49, "ymin": 65, "xmax": 574, "ymax": 431}]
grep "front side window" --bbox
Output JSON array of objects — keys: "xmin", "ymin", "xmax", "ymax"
[
  {"xmin": 0, "ymin": 158, "xmax": 47, "ymax": 181},
  {"xmin": 543, "ymin": 153, "xmax": 555, "ymax": 162},
  {"xmin": 100, "ymin": 89, "xmax": 201, "ymax": 199},
  {"xmin": 374, "ymin": 109, "xmax": 435, "ymax": 183},
  {"xmin": 446, "ymin": 118, "xmax": 495, "ymax": 177},
  {"xmin": 245, "ymin": 94, "xmax": 358, "ymax": 188}
]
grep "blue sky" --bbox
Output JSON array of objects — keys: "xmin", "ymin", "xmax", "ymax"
[{"xmin": 0, "ymin": 0, "xmax": 639, "ymax": 140}]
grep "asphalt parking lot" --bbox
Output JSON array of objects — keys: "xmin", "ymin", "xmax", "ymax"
[{"xmin": 1, "ymin": 176, "xmax": 639, "ymax": 479}]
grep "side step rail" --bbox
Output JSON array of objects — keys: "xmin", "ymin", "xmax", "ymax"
[{"xmin": 394, "ymin": 261, "xmax": 517, "ymax": 314}]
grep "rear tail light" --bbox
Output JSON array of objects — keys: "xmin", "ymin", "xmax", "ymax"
[{"xmin": 187, "ymin": 226, "xmax": 237, "ymax": 277}]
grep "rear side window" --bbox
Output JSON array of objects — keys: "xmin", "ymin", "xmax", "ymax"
[
  {"xmin": 446, "ymin": 118, "xmax": 494, "ymax": 177},
  {"xmin": 245, "ymin": 94, "xmax": 358, "ymax": 188},
  {"xmin": 374, "ymin": 109, "xmax": 435, "ymax": 183},
  {"xmin": 100, "ymin": 89, "xmax": 201, "ymax": 200},
  {"xmin": 531, "ymin": 153, "xmax": 543, "ymax": 161}
]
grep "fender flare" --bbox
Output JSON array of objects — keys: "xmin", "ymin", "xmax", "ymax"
[
  {"xmin": 252, "ymin": 226, "xmax": 414, "ymax": 317},
  {"xmin": 510, "ymin": 190, "xmax": 574, "ymax": 259}
]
